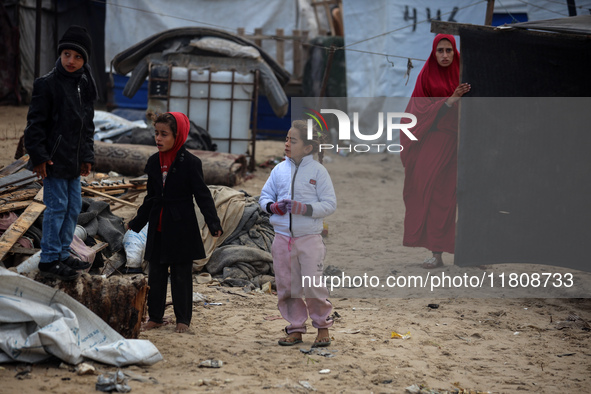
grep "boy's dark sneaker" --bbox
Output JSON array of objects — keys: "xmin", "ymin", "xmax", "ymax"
[
  {"xmin": 39, "ymin": 260, "xmax": 80, "ymax": 281},
  {"xmin": 61, "ymin": 255, "xmax": 91, "ymax": 270}
]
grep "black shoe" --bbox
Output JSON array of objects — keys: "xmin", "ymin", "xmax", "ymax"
[
  {"xmin": 39, "ymin": 260, "xmax": 80, "ymax": 281},
  {"xmin": 61, "ymin": 255, "xmax": 91, "ymax": 270}
]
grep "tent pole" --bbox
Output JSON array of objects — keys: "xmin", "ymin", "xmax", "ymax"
[{"xmin": 485, "ymin": 0, "xmax": 495, "ymax": 26}]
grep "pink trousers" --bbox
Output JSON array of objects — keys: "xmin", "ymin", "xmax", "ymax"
[{"xmin": 272, "ymin": 233, "xmax": 333, "ymax": 334}]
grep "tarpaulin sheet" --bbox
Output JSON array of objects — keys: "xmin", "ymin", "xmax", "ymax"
[
  {"xmin": 455, "ymin": 25, "xmax": 591, "ymax": 272},
  {"xmin": 0, "ymin": 267, "xmax": 162, "ymax": 366}
]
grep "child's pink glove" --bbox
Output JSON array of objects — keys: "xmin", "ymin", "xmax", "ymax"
[
  {"xmin": 269, "ymin": 199, "xmax": 289, "ymax": 215},
  {"xmin": 288, "ymin": 200, "xmax": 307, "ymax": 215}
]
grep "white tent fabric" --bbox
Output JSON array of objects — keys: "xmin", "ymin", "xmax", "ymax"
[
  {"xmin": 105, "ymin": 0, "xmax": 319, "ymax": 76},
  {"xmin": 341, "ymin": 0, "xmax": 488, "ymax": 99},
  {"xmin": 0, "ymin": 267, "xmax": 162, "ymax": 366},
  {"xmin": 339, "ymin": 0, "xmax": 487, "ymax": 146}
]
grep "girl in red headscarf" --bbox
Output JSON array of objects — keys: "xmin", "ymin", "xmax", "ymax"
[
  {"xmin": 128, "ymin": 112, "xmax": 223, "ymax": 333},
  {"xmin": 400, "ymin": 34, "xmax": 471, "ymax": 269}
]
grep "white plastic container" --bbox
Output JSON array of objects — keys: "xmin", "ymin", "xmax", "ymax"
[{"xmin": 168, "ymin": 67, "xmax": 254, "ymax": 155}]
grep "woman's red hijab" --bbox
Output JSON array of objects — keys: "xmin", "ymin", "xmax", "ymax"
[
  {"xmin": 401, "ymin": 34, "xmax": 460, "ymax": 166},
  {"xmin": 159, "ymin": 112, "xmax": 190, "ymax": 173}
]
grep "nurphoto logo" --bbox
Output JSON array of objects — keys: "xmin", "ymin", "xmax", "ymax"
[{"xmin": 304, "ymin": 108, "xmax": 418, "ymax": 153}]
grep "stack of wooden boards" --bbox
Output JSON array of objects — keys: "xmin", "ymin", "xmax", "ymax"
[{"xmin": 0, "ymin": 155, "xmax": 148, "ymax": 338}]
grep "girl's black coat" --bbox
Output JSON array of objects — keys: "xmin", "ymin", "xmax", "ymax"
[{"xmin": 128, "ymin": 146, "xmax": 222, "ymax": 263}]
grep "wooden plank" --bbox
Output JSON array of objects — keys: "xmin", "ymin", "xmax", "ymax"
[
  {"xmin": 485, "ymin": 0, "xmax": 495, "ymax": 25},
  {"xmin": 0, "ymin": 201, "xmax": 32, "ymax": 214},
  {"xmin": 81, "ymin": 186, "xmax": 139, "ymax": 208},
  {"xmin": 85, "ymin": 189, "xmax": 126, "ymax": 196},
  {"xmin": 323, "ymin": 1, "xmax": 336, "ymax": 36},
  {"xmin": 0, "ymin": 188, "xmax": 39, "ymax": 204},
  {"xmin": 91, "ymin": 241, "xmax": 109, "ymax": 254},
  {"xmin": 9, "ymin": 245, "xmax": 40, "ymax": 255},
  {"xmin": 0, "ymin": 155, "xmax": 30, "ymax": 177},
  {"xmin": 292, "ymin": 30, "xmax": 302, "ymax": 79},
  {"xmin": 101, "ymin": 252, "xmax": 126, "ymax": 277},
  {"xmin": 33, "ymin": 188, "xmax": 43, "ymax": 203},
  {"xmin": 111, "ymin": 190, "xmax": 144, "ymax": 212},
  {"xmin": 85, "ymin": 183, "xmax": 145, "ymax": 192},
  {"xmin": 0, "ymin": 170, "xmax": 38, "ymax": 193},
  {"xmin": 0, "ymin": 201, "xmax": 45, "ymax": 261},
  {"xmin": 254, "ymin": 28, "xmax": 263, "ymax": 47},
  {"xmin": 275, "ymin": 28, "xmax": 285, "ymax": 67}
]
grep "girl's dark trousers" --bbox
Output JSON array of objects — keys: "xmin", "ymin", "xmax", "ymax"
[{"xmin": 147, "ymin": 231, "xmax": 193, "ymax": 326}]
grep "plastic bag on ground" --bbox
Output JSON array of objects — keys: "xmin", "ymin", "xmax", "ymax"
[{"xmin": 122, "ymin": 224, "xmax": 148, "ymax": 268}]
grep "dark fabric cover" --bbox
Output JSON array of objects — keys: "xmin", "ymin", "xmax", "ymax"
[
  {"xmin": 455, "ymin": 24, "xmax": 591, "ymax": 271},
  {"xmin": 0, "ymin": 3, "xmax": 20, "ymax": 104},
  {"xmin": 78, "ymin": 197, "xmax": 125, "ymax": 253},
  {"xmin": 509, "ymin": 14, "xmax": 591, "ymax": 36},
  {"xmin": 459, "ymin": 27, "xmax": 591, "ymax": 97},
  {"xmin": 128, "ymin": 146, "xmax": 222, "ymax": 264}
]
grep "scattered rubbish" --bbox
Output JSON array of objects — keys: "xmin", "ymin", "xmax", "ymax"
[
  {"xmin": 323, "ymin": 265, "xmax": 343, "ymax": 276},
  {"xmin": 205, "ymin": 302, "xmax": 223, "ymax": 306},
  {"xmin": 123, "ymin": 370, "xmax": 154, "ymax": 383},
  {"xmin": 321, "ymin": 222, "xmax": 329, "ymax": 237},
  {"xmin": 76, "ymin": 362, "xmax": 96, "ymax": 375},
  {"xmin": 74, "ymin": 225, "xmax": 88, "ymax": 241},
  {"xmin": 196, "ymin": 272, "xmax": 213, "ymax": 284},
  {"xmin": 96, "ymin": 370, "xmax": 131, "ymax": 393},
  {"xmin": 262, "ymin": 281, "xmax": 273, "ymax": 294},
  {"xmin": 199, "ymin": 359, "xmax": 223, "ymax": 368},
  {"xmin": 196, "ymin": 378, "xmax": 220, "ymax": 386},
  {"xmin": 122, "ymin": 224, "xmax": 148, "ymax": 269},
  {"xmin": 405, "ymin": 384, "xmax": 421, "ymax": 394},
  {"xmin": 514, "ymin": 332, "xmax": 520, "ymax": 335},
  {"xmin": 263, "ymin": 315, "xmax": 283, "ymax": 321},
  {"xmin": 330, "ymin": 311, "xmax": 341, "ymax": 320},
  {"xmin": 337, "ymin": 329, "xmax": 360, "ymax": 334},
  {"xmin": 319, "ymin": 369, "xmax": 330, "ymax": 374},
  {"xmin": 391, "ymin": 331, "xmax": 411, "ymax": 340},
  {"xmin": 557, "ymin": 353, "xmax": 576, "ymax": 357},
  {"xmin": 299, "ymin": 348, "xmax": 336, "ymax": 358},
  {"xmin": 406, "ymin": 382, "xmax": 493, "ymax": 393},
  {"xmin": 427, "ymin": 303, "xmax": 439, "ymax": 309},
  {"xmin": 299, "ymin": 381, "xmax": 316, "ymax": 390},
  {"xmin": 192, "ymin": 292, "xmax": 207, "ymax": 302},
  {"xmin": 352, "ymin": 307, "xmax": 378, "ymax": 311},
  {"xmin": 555, "ymin": 314, "xmax": 591, "ymax": 330}
]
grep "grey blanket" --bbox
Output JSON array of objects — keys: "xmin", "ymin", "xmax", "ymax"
[{"xmin": 78, "ymin": 198, "xmax": 125, "ymax": 253}]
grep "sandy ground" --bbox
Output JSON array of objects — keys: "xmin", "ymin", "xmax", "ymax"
[{"xmin": 1, "ymin": 105, "xmax": 590, "ymax": 393}]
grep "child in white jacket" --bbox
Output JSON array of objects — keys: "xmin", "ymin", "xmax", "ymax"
[{"xmin": 260, "ymin": 120, "xmax": 337, "ymax": 347}]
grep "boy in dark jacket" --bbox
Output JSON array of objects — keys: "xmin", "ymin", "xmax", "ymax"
[{"xmin": 24, "ymin": 25, "xmax": 97, "ymax": 281}]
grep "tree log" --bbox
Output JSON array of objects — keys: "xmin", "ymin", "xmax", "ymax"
[
  {"xmin": 34, "ymin": 273, "xmax": 148, "ymax": 339},
  {"xmin": 93, "ymin": 141, "xmax": 246, "ymax": 186}
]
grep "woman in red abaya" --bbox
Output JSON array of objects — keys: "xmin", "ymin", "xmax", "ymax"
[{"xmin": 400, "ymin": 34, "xmax": 471, "ymax": 269}]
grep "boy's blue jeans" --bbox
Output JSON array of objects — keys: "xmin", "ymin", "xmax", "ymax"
[{"xmin": 40, "ymin": 176, "xmax": 82, "ymax": 263}]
